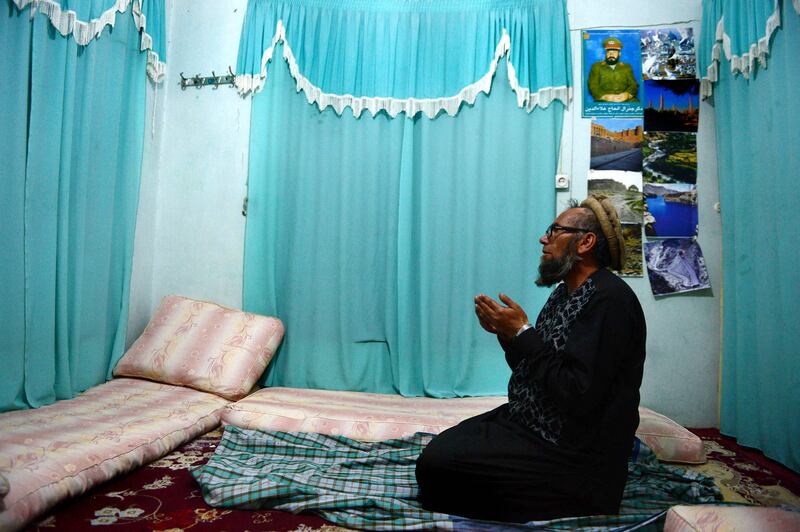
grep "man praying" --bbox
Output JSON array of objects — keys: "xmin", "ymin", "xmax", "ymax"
[{"xmin": 415, "ymin": 196, "xmax": 647, "ymax": 522}]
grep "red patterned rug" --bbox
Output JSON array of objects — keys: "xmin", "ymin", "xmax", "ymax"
[
  {"xmin": 27, "ymin": 428, "xmax": 800, "ymax": 531},
  {"xmin": 686, "ymin": 428, "xmax": 800, "ymax": 508},
  {"xmin": 27, "ymin": 428, "xmax": 348, "ymax": 532}
]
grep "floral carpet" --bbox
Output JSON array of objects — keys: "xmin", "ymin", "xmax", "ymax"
[
  {"xmin": 27, "ymin": 428, "xmax": 348, "ymax": 532},
  {"xmin": 26, "ymin": 428, "xmax": 799, "ymax": 531},
  {"xmin": 685, "ymin": 429, "xmax": 800, "ymax": 508}
]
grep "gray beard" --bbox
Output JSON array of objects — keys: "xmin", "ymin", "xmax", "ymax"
[{"xmin": 536, "ymin": 244, "xmax": 582, "ymax": 287}]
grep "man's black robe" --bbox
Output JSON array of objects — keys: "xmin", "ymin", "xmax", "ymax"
[{"xmin": 416, "ymin": 268, "xmax": 646, "ymax": 522}]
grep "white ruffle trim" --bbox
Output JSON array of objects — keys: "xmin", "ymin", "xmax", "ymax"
[
  {"xmin": 795, "ymin": 0, "xmax": 800, "ymax": 16},
  {"xmin": 700, "ymin": 0, "xmax": 781, "ymax": 99},
  {"xmin": 235, "ymin": 20, "xmax": 571, "ymax": 118},
  {"xmin": 13, "ymin": 0, "xmax": 165, "ymax": 83},
  {"xmin": 132, "ymin": 1, "xmax": 165, "ymax": 82}
]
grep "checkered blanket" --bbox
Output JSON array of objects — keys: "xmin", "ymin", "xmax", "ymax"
[{"xmin": 192, "ymin": 427, "xmax": 721, "ymax": 531}]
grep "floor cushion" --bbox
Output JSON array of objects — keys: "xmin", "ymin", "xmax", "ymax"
[
  {"xmin": 665, "ymin": 504, "xmax": 800, "ymax": 531},
  {"xmin": 113, "ymin": 295, "xmax": 284, "ymax": 401}
]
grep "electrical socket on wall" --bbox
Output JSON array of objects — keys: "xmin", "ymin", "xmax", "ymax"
[{"xmin": 555, "ymin": 174, "xmax": 570, "ymax": 189}]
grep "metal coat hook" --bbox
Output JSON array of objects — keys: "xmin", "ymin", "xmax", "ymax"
[{"xmin": 179, "ymin": 67, "xmax": 237, "ymax": 90}]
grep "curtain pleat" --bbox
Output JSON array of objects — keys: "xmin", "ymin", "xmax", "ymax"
[
  {"xmin": 0, "ymin": 2, "xmax": 32, "ymax": 411},
  {"xmin": 699, "ymin": 0, "xmax": 783, "ymax": 97},
  {"xmin": 243, "ymin": 49, "xmax": 562, "ymax": 396},
  {"xmin": 0, "ymin": 1, "xmax": 148, "ymax": 411},
  {"xmin": 710, "ymin": 0, "xmax": 800, "ymax": 471}
]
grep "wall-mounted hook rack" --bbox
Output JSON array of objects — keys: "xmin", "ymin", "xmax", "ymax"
[{"xmin": 179, "ymin": 66, "xmax": 236, "ymax": 90}]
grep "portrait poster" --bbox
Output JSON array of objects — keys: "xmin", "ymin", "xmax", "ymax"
[
  {"xmin": 591, "ymin": 118, "xmax": 644, "ymax": 171},
  {"xmin": 644, "ymin": 238, "xmax": 710, "ymax": 296},
  {"xmin": 582, "ymin": 29, "xmax": 643, "ymax": 118},
  {"xmin": 641, "ymin": 27, "xmax": 697, "ymax": 80},
  {"xmin": 588, "ymin": 170, "xmax": 643, "ymax": 225},
  {"xmin": 643, "ymin": 79, "xmax": 700, "ymax": 132},
  {"xmin": 620, "ymin": 223, "xmax": 643, "ymax": 277}
]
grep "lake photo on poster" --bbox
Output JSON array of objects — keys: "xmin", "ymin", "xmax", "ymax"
[{"xmin": 646, "ymin": 195, "xmax": 697, "ymax": 237}]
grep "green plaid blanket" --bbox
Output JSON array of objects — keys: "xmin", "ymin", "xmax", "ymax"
[{"xmin": 192, "ymin": 427, "xmax": 721, "ymax": 531}]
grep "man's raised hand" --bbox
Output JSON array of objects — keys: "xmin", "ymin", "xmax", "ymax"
[{"xmin": 474, "ymin": 293, "xmax": 528, "ymax": 340}]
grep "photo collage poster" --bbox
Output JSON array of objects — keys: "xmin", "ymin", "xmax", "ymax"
[{"xmin": 583, "ymin": 27, "xmax": 710, "ymax": 294}]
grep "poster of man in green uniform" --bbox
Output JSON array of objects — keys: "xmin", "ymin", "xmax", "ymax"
[{"xmin": 583, "ymin": 30, "xmax": 643, "ymax": 118}]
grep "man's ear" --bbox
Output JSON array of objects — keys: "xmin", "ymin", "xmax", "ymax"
[{"xmin": 577, "ymin": 231, "xmax": 597, "ymax": 256}]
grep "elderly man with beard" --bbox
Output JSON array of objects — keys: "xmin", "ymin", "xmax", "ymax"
[
  {"xmin": 588, "ymin": 37, "xmax": 639, "ymax": 103},
  {"xmin": 415, "ymin": 196, "xmax": 646, "ymax": 522}
]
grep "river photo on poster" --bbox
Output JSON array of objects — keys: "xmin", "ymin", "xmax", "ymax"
[{"xmin": 643, "ymin": 183, "xmax": 697, "ymax": 237}]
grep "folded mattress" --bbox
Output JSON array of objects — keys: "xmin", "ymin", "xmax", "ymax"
[{"xmin": 0, "ymin": 378, "xmax": 229, "ymax": 531}]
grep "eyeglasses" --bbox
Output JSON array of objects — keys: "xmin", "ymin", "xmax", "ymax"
[{"xmin": 545, "ymin": 223, "xmax": 588, "ymax": 240}]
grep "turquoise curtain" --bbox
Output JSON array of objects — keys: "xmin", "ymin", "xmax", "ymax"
[
  {"xmin": 0, "ymin": 0, "xmax": 165, "ymax": 412},
  {"xmin": 240, "ymin": 0, "xmax": 569, "ymax": 396},
  {"xmin": 700, "ymin": 0, "xmax": 800, "ymax": 471}
]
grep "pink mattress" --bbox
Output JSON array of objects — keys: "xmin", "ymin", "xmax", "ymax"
[
  {"xmin": 223, "ymin": 387, "xmax": 706, "ymax": 464},
  {"xmin": 223, "ymin": 387, "xmax": 507, "ymax": 441},
  {"xmin": 0, "ymin": 378, "xmax": 229, "ymax": 531},
  {"xmin": 665, "ymin": 504, "xmax": 800, "ymax": 531}
]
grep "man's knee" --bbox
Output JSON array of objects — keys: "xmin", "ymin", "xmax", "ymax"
[{"xmin": 415, "ymin": 436, "xmax": 449, "ymax": 484}]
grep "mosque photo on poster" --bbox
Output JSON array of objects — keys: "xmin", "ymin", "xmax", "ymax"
[
  {"xmin": 643, "ymin": 79, "xmax": 699, "ymax": 132},
  {"xmin": 644, "ymin": 238, "xmax": 710, "ymax": 296}
]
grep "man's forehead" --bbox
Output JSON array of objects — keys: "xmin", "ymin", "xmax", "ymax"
[{"xmin": 555, "ymin": 208, "xmax": 585, "ymax": 225}]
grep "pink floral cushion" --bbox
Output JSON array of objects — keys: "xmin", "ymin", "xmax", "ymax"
[
  {"xmin": 665, "ymin": 505, "xmax": 800, "ymax": 531},
  {"xmin": 114, "ymin": 295, "xmax": 284, "ymax": 401},
  {"xmin": 224, "ymin": 389, "xmax": 706, "ymax": 464},
  {"xmin": 637, "ymin": 407, "xmax": 706, "ymax": 464},
  {"xmin": 0, "ymin": 378, "xmax": 229, "ymax": 531}
]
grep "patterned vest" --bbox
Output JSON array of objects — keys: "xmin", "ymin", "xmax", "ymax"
[{"xmin": 507, "ymin": 278, "xmax": 596, "ymax": 443}]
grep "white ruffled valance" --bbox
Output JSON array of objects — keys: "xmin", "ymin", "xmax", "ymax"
[
  {"xmin": 235, "ymin": 0, "xmax": 573, "ymax": 119},
  {"xmin": 235, "ymin": 21, "xmax": 571, "ymax": 119},
  {"xmin": 12, "ymin": 0, "xmax": 166, "ymax": 82},
  {"xmin": 699, "ymin": 0, "xmax": 799, "ymax": 99}
]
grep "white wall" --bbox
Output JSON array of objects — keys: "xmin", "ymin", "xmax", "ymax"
[
  {"xmin": 128, "ymin": 0, "xmax": 251, "ymax": 339},
  {"xmin": 129, "ymin": 0, "xmax": 720, "ymax": 426}
]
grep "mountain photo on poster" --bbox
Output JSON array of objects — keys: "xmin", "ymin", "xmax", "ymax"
[
  {"xmin": 645, "ymin": 238, "xmax": 710, "ymax": 296},
  {"xmin": 591, "ymin": 118, "xmax": 644, "ymax": 171},
  {"xmin": 588, "ymin": 170, "xmax": 643, "ymax": 225},
  {"xmin": 640, "ymin": 27, "xmax": 696, "ymax": 80},
  {"xmin": 620, "ymin": 223, "xmax": 643, "ymax": 277}
]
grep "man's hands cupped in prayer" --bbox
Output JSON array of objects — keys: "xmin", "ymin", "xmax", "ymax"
[{"xmin": 474, "ymin": 293, "xmax": 529, "ymax": 340}]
